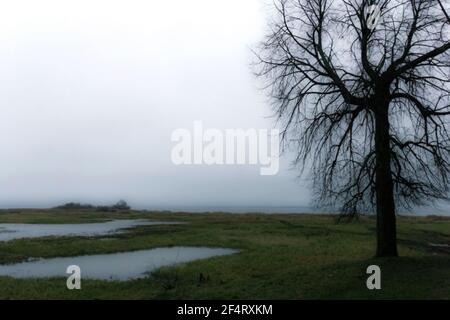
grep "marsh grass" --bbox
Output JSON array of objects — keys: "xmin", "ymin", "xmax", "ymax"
[{"xmin": 0, "ymin": 209, "xmax": 448, "ymax": 299}]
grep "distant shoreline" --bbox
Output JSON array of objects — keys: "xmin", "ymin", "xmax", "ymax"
[
  {"xmin": 134, "ymin": 205, "xmax": 450, "ymax": 217},
  {"xmin": 0, "ymin": 206, "xmax": 449, "ymax": 217}
]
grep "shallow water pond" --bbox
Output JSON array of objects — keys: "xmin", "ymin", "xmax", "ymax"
[
  {"xmin": 0, "ymin": 247, "xmax": 238, "ymax": 281},
  {"xmin": 0, "ymin": 220, "xmax": 178, "ymax": 241}
]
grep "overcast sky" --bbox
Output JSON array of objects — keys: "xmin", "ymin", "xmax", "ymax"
[{"xmin": 0, "ymin": 0, "xmax": 313, "ymax": 210}]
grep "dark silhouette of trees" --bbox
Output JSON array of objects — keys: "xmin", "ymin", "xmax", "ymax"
[
  {"xmin": 56, "ymin": 200, "xmax": 131, "ymax": 212},
  {"xmin": 112, "ymin": 200, "xmax": 131, "ymax": 211},
  {"xmin": 255, "ymin": 0, "xmax": 450, "ymax": 257}
]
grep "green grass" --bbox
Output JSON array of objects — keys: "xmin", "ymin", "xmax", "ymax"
[{"xmin": 0, "ymin": 209, "xmax": 448, "ymax": 299}]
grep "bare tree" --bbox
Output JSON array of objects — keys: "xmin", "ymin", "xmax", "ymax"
[{"xmin": 255, "ymin": 0, "xmax": 450, "ymax": 257}]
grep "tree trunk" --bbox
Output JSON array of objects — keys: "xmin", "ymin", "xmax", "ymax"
[{"xmin": 374, "ymin": 98, "xmax": 398, "ymax": 257}]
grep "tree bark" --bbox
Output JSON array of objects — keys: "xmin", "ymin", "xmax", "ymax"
[{"xmin": 374, "ymin": 97, "xmax": 399, "ymax": 257}]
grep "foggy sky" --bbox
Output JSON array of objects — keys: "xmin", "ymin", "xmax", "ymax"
[{"xmin": 0, "ymin": 0, "xmax": 312, "ymax": 210}]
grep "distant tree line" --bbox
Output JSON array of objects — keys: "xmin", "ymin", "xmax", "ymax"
[{"xmin": 55, "ymin": 200, "xmax": 131, "ymax": 212}]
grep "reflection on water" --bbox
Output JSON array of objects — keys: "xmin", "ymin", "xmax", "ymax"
[
  {"xmin": 0, "ymin": 220, "xmax": 179, "ymax": 241},
  {"xmin": 0, "ymin": 247, "xmax": 238, "ymax": 281}
]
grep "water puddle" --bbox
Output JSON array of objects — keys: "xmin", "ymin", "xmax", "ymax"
[
  {"xmin": 0, "ymin": 220, "xmax": 178, "ymax": 241},
  {"xmin": 429, "ymin": 243, "xmax": 450, "ymax": 248},
  {"xmin": 0, "ymin": 247, "xmax": 238, "ymax": 281}
]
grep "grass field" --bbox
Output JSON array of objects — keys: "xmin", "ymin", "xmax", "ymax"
[{"xmin": 0, "ymin": 209, "xmax": 448, "ymax": 299}]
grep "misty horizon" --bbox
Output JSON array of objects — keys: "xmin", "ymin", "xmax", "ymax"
[
  {"xmin": 1, "ymin": 0, "xmax": 449, "ymax": 216},
  {"xmin": 0, "ymin": 0, "xmax": 314, "ymax": 210}
]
